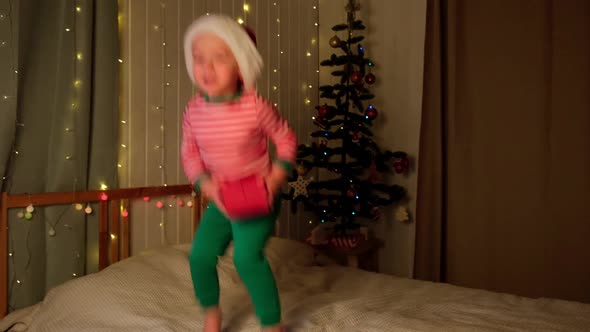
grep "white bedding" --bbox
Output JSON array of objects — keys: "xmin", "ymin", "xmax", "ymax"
[{"xmin": 1, "ymin": 237, "xmax": 589, "ymax": 332}]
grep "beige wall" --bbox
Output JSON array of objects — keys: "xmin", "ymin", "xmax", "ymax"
[
  {"xmin": 118, "ymin": 0, "xmax": 319, "ymax": 254},
  {"xmin": 118, "ymin": 0, "xmax": 426, "ymax": 276},
  {"xmin": 319, "ymin": 0, "xmax": 426, "ymax": 277}
]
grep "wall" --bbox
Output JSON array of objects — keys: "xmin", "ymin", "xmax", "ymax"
[
  {"xmin": 318, "ymin": 0, "xmax": 426, "ymax": 277},
  {"xmin": 118, "ymin": 0, "xmax": 319, "ymax": 254}
]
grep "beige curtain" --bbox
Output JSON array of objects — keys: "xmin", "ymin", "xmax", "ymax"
[
  {"xmin": 1, "ymin": 0, "xmax": 119, "ymax": 311},
  {"xmin": 415, "ymin": 0, "xmax": 590, "ymax": 303}
]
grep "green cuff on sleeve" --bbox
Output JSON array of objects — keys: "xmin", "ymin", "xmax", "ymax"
[
  {"xmin": 193, "ymin": 172, "xmax": 211, "ymax": 192},
  {"xmin": 274, "ymin": 159, "xmax": 294, "ymax": 174}
]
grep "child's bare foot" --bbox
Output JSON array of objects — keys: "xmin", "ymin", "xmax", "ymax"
[
  {"xmin": 262, "ymin": 324, "xmax": 286, "ymax": 332},
  {"xmin": 203, "ymin": 307, "xmax": 221, "ymax": 332}
]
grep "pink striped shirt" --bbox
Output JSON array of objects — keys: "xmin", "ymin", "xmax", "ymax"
[{"xmin": 181, "ymin": 91, "xmax": 297, "ymax": 184}]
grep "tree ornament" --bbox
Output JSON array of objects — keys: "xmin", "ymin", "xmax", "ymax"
[
  {"xmin": 143, "ymin": 196, "xmax": 150, "ymax": 202},
  {"xmin": 365, "ymin": 105, "xmax": 378, "ymax": 120},
  {"xmin": 84, "ymin": 204, "xmax": 93, "ymax": 214},
  {"xmin": 347, "ymin": 188, "xmax": 356, "ymax": 198},
  {"xmin": 177, "ymin": 199, "xmax": 184, "ymax": 207},
  {"xmin": 122, "ymin": 209, "xmax": 129, "ymax": 218},
  {"xmin": 288, "ymin": 176, "xmax": 312, "ymax": 198},
  {"xmin": 317, "ymin": 104, "xmax": 330, "ymax": 118},
  {"xmin": 48, "ymin": 227, "xmax": 56, "ymax": 237},
  {"xmin": 156, "ymin": 201, "xmax": 164, "ymax": 209},
  {"xmin": 25, "ymin": 212, "xmax": 33, "ymax": 220},
  {"xmin": 74, "ymin": 203, "xmax": 84, "ymax": 211},
  {"xmin": 365, "ymin": 73, "xmax": 376, "ymax": 85},
  {"xmin": 17, "ymin": 211, "xmax": 24, "ymax": 219},
  {"xmin": 394, "ymin": 206, "xmax": 410, "ymax": 222},
  {"xmin": 186, "ymin": 201, "xmax": 193, "ymax": 208},
  {"xmin": 393, "ymin": 157, "xmax": 410, "ymax": 173},
  {"xmin": 351, "ymin": 132, "xmax": 360, "ymax": 142},
  {"xmin": 26, "ymin": 204, "xmax": 34, "ymax": 213},
  {"xmin": 371, "ymin": 206, "xmax": 382, "ymax": 221},
  {"xmin": 100, "ymin": 193, "xmax": 108, "ymax": 201},
  {"xmin": 329, "ymin": 35, "xmax": 341, "ymax": 48},
  {"xmin": 296, "ymin": 163, "xmax": 310, "ymax": 176},
  {"xmin": 351, "ymin": 71, "xmax": 363, "ymax": 84},
  {"xmin": 368, "ymin": 162, "xmax": 382, "ymax": 183}
]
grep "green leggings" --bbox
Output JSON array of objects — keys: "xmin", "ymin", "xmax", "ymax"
[{"xmin": 189, "ymin": 199, "xmax": 281, "ymax": 326}]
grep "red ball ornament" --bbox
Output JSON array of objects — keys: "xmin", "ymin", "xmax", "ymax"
[
  {"xmin": 318, "ymin": 104, "xmax": 329, "ymax": 118},
  {"xmin": 402, "ymin": 158, "xmax": 410, "ymax": 169},
  {"xmin": 347, "ymin": 189, "xmax": 356, "ymax": 197},
  {"xmin": 365, "ymin": 73, "xmax": 376, "ymax": 84},
  {"xmin": 351, "ymin": 71, "xmax": 363, "ymax": 84},
  {"xmin": 365, "ymin": 106, "xmax": 378, "ymax": 120},
  {"xmin": 351, "ymin": 132, "xmax": 360, "ymax": 142},
  {"xmin": 393, "ymin": 158, "xmax": 409, "ymax": 173}
]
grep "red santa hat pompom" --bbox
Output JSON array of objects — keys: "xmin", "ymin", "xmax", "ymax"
[{"xmin": 183, "ymin": 14, "xmax": 263, "ymax": 91}]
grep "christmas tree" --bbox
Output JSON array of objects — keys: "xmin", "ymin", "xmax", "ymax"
[{"xmin": 285, "ymin": 0, "xmax": 410, "ymax": 234}]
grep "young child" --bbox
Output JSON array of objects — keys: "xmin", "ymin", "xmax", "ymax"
[{"xmin": 181, "ymin": 14, "xmax": 296, "ymax": 332}]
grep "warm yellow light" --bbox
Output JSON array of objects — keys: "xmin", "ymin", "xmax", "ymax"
[
  {"xmin": 110, "ymin": 234, "xmax": 116, "ymax": 240},
  {"xmin": 305, "ymin": 98, "xmax": 311, "ymax": 105},
  {"xmin": 237, "ymin": 18, "xmax": 244, "ymax": 25},
  {"xmin": 117, "ymin": 164, "xmax": 122, "ymax": 168},
  {"xmin": 306, "ymin": 51, "xmax": 311, "ymax": 57},
  {"xmin": 76, "ymin": 6, "xmax": 81, "ymax": 12},
  {"xmin": 100, "ymin": 183, "xmax": 108, "ymax": 190},
  {"xmin": 74, "ymin": 80, "xmax": 82, "ymax": 88},
  {"xmin": 76, "ymin": 53, "xmax": 83, "ymax": 61},
  {"xmin": 243, "ymin": 4, "xmax": 250, "ymax": 12}
]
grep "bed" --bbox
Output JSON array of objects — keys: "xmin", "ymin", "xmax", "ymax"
[{"xmin": 1, "ymin": 186, "xmax": 590, "ymax": 331}]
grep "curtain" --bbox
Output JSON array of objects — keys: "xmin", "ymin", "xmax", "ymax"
[
  {"xmin": 415, "ymin": 0, "xmax": 590, "ymax": 303},
  {"xmin": 0, "ymin": 0, "xmax": 118, "ymax": 311}
]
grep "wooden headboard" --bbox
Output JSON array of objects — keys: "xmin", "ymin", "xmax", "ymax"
[{"xmin": 0, "ymin": 185, "xmax": 206, "ymax": 318}]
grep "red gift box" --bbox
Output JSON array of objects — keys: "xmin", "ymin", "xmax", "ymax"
[{"xmin": 219, "ymin": 175, "xmax": 270, "ymax": 220}]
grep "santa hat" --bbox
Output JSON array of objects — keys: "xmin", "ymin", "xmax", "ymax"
[{"xmin": 183, "ymin": 14, "xmax": 263, "ymax": 91}]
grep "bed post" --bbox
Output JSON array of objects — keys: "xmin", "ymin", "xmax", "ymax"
[
  {"xmin": 98, "ymin": 200, "xmax": 108, "ymax": 271},
  {"xmin": 109, "ymin": 200, "xmax": 120, "ymax": 265},
  {"xmin": 1, "ymin": 192, "xmax": 7, "ymax": 318},
  {"xmin": 120, "ymin": 199, "xmax": 130, "ymax": 259}
]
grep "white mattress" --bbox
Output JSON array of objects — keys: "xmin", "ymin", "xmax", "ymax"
[{"xmin": 1, "ymin": 237, "xmax": 589, "ymax": 332}]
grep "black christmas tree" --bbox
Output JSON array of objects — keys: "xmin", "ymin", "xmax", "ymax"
[{"xmin": 284, "ymin": 0, "xmax": 410, "ymax": 234}]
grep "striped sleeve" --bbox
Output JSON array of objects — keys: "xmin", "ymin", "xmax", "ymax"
[
  {"xmin": 180, "ymin": 106, "xmax": 207, "ymax": 185},
  {"xmin": 256, "ymin": 96, "xmax": 297, "ymax": 170}
]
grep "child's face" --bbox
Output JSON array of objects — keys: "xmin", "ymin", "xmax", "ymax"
[{"xmin": 191, "ymin": 33, "xmax": 240, "ymax": 97}]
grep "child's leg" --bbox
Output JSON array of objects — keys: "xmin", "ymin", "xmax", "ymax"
[
  {"xmin": 189, "ymin": 201, "xmax": 233, "ymax": 309},
  {"xmin": 230, "ymin": 200, "xmax": 282, "ymax": 327}
]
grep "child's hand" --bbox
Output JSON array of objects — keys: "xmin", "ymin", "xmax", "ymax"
[
  {"xmin": 265, "ymin": 166, "xmax": 287, "ymax": 203},
  {"xmin": 199, "ymin": 178, "xmax": 229, "ymax": 216}
]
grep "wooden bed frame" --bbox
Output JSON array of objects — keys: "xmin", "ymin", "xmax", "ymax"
[{"xmin": 0, "ymin": 185, "xmax": 206, "ymax": 319}]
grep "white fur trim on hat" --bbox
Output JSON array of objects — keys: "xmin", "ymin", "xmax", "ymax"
[{"xmin": 183, "ymin": 14, "xmax": 263, "ymax": 91}]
